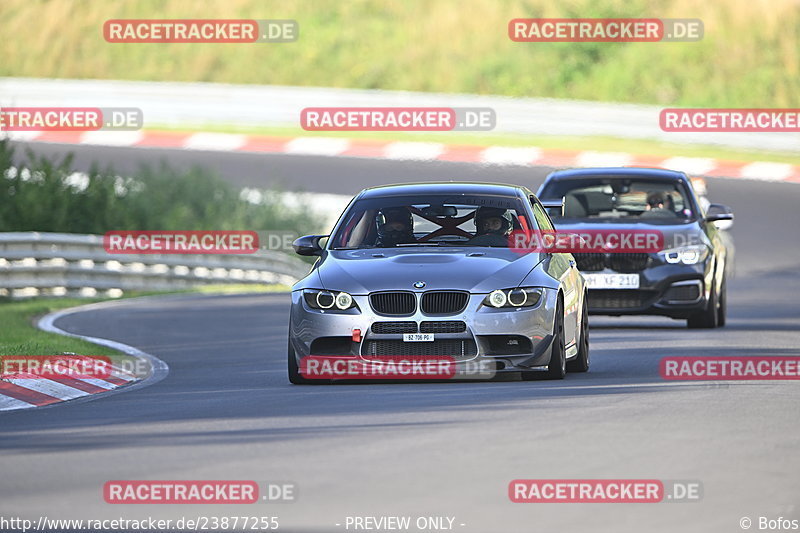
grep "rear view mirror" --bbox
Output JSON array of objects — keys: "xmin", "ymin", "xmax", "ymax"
[
  {"xmin": 611, "ymin": 181, "xmax": 631, "ymax": 194},
  {"xmin": 421, "ymin": 205, "xmax": 458, "ymax": 217}
]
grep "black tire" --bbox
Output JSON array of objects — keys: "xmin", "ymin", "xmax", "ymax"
[
  {"xmin": 520, "ymin": 298, "xmax": 567, "ymax": 381},
  {"xmin": 717, "ymin": 278, "xmax": 727, "ymax": 327},
  {"xmin": 687, "ymin": 282, "xmax": 719, "ymax": 329},
  {"xmin": 288, "ymin": 342, "xmax": 312, "ymax": 385},
  {"xmin": 567, "ymin": 295, "xmax": 590, "ymax": 373},
  {"xmin": 544, "ymin": 298, "xmax": 567, "ymax": 380}
]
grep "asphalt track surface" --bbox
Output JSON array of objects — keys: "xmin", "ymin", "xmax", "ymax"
[{"xmin": 2, "ymin": 141, "xmax": 800, "ymax": 533}]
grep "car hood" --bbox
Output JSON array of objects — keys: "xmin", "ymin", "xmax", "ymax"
[
  {"xmin": 314, "ymin": 248, "xmax": 544, "ymax": 294},
  {"xmin": 550, "ymin": 220, "xmax": 709, "ymax": 250}
]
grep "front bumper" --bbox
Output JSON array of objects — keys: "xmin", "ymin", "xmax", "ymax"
[
  {"xmin": 586, "ymin": 261, "xmax": 712, "ymax": 318},
  {"xmin": 289, "ymin": 288, "xmax": 560, "ymax": 375}
]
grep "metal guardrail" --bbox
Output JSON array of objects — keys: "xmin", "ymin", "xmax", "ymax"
[
  {"xmin": 0, "ymin": 232, "xmax": 311, "ymax": 298},
  {"xmin": 1, "ymin": 77, "xmax": 797, "ymax": 152}
]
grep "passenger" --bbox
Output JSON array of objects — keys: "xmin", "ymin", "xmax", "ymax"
[{"xmin": 467, "ymin": 207, "xmax": 513, "ymax": 246}]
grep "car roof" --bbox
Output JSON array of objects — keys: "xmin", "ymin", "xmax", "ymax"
[
  {"xmin": 545, "ymin": 167, "xmax": 689, "ymax": 182},
  {"xmin": 358, "ymin": 181, "xmax": 526, "ymax": 198}
]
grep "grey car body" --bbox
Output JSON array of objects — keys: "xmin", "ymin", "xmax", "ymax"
[{"xmin": 287, "ymin": 182, "xmax": 589, "ymax": 383}]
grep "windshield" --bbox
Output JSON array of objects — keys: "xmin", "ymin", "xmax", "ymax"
[
  {"xmin": 539, "ymin": 177, "xmax": 697, "ymax": 222},
  {"xmin": 329, "ymin": 194, "xmax": 535, "ymax": 249}
]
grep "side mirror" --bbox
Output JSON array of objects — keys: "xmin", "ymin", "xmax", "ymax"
[
  {"xmin": 540, "ymin": 198, "xmax": 564, "ymax": 218},
  {"xmin": 292, "ymin": 235, "xmax": 327, "ymax": 256},
  {"xmin": 705, "ymin": 204, "xmax": 734, "ymax": 223}
]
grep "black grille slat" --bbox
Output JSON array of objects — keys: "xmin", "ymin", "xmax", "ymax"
[
  {"xmin": 370, "ymin": 292, "xmax": 416, "ymax": 315},
  {"xmin": 574, "ymin": 253, "xmax": 650, "ymax": 273},
  {"xmin": 420, "ymin": 321, "xmax": 467, "ymax": 333},
  {"xmin": 421, "ymin": 291, "xmax": 469, "ymax": 315},
  {"xmin": 574, "ymin": 253, "xmax": 605, "ymax": 272},
  {"xmin": 371, "ymin": 322, "xmax": 417, "ymax": 334},
  {"xmin": 363, "ymin": 339, "xmax": 476, "ymax": 359},
  {"xmin": 608, "ymin": 253, "xmax": 650, "ymax": 273}
]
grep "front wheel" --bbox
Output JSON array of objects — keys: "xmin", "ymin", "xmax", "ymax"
[
  {"xmin": 687, "ymin": 282, "xmax": 719, "ymax": 329},
  {"xmin": 567, "ymin": 294, "xmax": 590, "ymax": 373},
  {"xmin": 716, "ymin": 278, "xmax": 727, "ymax": 327},
  {"xmin": 288, "ymin": 342, "xmax": 312, "ymax": 385},
  {"xmin": 544, "ymin": 298, "xmax": 567, "ymax": 380},
  {"xmin": 520, "ymin": 298, "xmax": 566, "ymax": 381}
]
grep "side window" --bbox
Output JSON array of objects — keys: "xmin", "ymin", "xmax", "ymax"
[{"xmin": 530, "ymin": 197, "xmax": 555, "ymax": 232}]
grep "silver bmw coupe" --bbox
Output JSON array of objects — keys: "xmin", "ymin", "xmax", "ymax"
[{"xmin": 288, "ymin": 182, "xmax": 589, "ymax": 384}]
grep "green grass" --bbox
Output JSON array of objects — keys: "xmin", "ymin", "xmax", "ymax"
[
  {"xmin": 153, "ymin": 124, "xmax": 800, "ymax": 165},
  {"xmin": 1, "ymin": 0, "xmax": 798, "ymax": 107},
  {"xmin": 0, "ymin": 298, "xmax": 123, "ymax": 356},
  {"xmin": 192, "ymin": 283, "xmax": 291, "ymax": 294}
]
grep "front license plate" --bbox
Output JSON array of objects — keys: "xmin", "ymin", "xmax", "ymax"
[
  {"xmin": 583, "ymin": 273, "xmax": 640, "ymax": 289},
  {"xmin": 403, "ymin": 333, "xmax": 435, "ymax": 342}
]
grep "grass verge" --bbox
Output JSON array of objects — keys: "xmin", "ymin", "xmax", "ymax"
[
  {"xmin": 1, "ymin": 0, "xmax": 798, "ymax": 108},
  {"xmin": 0, "ymin": 298, "xmax": 122, "ymax": 357}
]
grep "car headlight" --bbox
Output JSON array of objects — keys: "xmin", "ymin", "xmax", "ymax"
[
  {"xmin": 659, "ymin": 245, "xmax": 710, "ymax": 265},
  {"xmin": 335, "ymin": 292, "xmax": 353, "ymax": 310},
  {"xmin": 658, "ymin": 244, "xmax": 708, "ymax": 265},
  {"xmin": 483, "ymin": 287, "xmax": 543, "ymax": 309},
  {"xmin": 303, "ymin": 289, "xmax": 358, "ymax": 311}
]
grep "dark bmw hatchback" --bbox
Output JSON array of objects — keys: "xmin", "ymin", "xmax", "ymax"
[{"xmin": 537, "ymin": 167, "xmax": 734, "ymax": 328}]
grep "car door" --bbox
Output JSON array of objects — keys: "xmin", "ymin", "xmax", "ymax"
[{"xmin": 530, "ymin": 196, "xmax": 581, "ymax": 348}]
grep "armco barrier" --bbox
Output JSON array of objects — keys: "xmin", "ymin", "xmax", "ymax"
[{"xmin": 0, "ymin": 232, "xmax": 311, "ymax": 298}]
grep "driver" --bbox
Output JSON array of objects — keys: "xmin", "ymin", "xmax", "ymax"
[
  {"xmin": 642, "ymin": 191, "xmax": 675, "ymax": 218},
  {"xmin": 375, "ymin": 206, "xmax": 416, "ymax": 247},
  {"xmin": 467, "ymin": 207, "xmax": 513, "ymax": 246}
]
